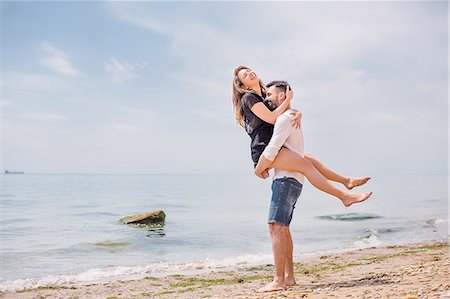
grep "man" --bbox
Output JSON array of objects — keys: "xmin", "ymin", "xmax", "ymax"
[{"xmin": 254, "ymin": 81, "xmax": 304, "ymax": 292}]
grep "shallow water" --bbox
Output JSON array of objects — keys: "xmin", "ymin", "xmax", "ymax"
[{"xmin": 0, "ymin": 173, "xmax": 447, "ymax": 291}]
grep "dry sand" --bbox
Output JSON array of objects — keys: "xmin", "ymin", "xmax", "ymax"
[{"xmin": 2, "ymin": 238, "xmax": 448, "ymax": 299}]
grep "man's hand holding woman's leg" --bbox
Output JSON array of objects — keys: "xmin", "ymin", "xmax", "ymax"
[
  {"xmin": 255, "ymin": 168, "xmax": 270, "ymax": 179},
  {"xmin": 255, "ymin": 155, "xmax": 274, "ymax": 179}
]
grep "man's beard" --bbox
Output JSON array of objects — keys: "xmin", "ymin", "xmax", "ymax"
[{"xmin": 264, "ymin": 99, "xmax": 277, "ymax": 111}]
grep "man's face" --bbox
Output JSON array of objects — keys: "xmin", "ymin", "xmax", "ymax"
[{"xmin": 266, "ymin": 86, "xmax": 284, "ymax": 108}]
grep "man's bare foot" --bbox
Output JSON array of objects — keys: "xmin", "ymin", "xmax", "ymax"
[
  {"xmin": 345, "ymin": 177, "xmax": 371, "ymax": 190},
  {"xmin": 342, "ymin": 192, "xmax": 373, "ymax": 207},
  {"xmin": 285, "ymin": 277, "xmax": 296, "ymax": 287},
  {"xmin": 256, "ymin": 281, "xmax": 286, "ymax": 292}
]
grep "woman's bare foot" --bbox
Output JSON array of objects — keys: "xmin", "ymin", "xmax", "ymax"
[
  {"xmin": 345, "ymin": 177, "xmax": 371, "ymax": 190},
  {"xmin": 256, "ymin": 280, "xmax": 286, "ymax": 292},
  {"xmin": 341, "ymin": 192, "xmax": 373, "ymax": 207}
]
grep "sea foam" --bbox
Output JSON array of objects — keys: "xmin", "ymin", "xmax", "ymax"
[{"xmin": 0, "ymin": 253, "xmax": 273, "ymax": 292}]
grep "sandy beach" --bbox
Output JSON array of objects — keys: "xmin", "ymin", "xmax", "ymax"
[{"xmin": 1, "ymin": 238, "xmax": 448, "ymax": 299}]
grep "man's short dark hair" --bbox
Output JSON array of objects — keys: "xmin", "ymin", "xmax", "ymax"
[{"xmin": 266, "ymin": 80, "xmax": 290, "ymax": 93}]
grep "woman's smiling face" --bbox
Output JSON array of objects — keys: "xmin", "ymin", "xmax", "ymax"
[{"xmin": 237, "ymin": 68, "xmax": 259, "ymax": 89}]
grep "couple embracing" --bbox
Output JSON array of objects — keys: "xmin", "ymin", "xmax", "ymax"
[{"xmin": 231, "ymin": 66, "xmax": 373, "ymax": 292}]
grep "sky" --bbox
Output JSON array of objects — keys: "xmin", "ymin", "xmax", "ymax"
[{"xmin": 0, "ymin": 1, "xmax": 448, "ymax": 175}]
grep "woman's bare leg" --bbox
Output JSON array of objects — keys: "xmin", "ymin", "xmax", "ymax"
[
  {"xmin": 304, "ymin": 153, "xmax": 371, "ymax": 190},
  {"xmin": 270, "ymin": 148, "xmax": 372, "ymax": 207}
]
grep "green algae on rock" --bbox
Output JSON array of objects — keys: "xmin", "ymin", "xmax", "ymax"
[{"xmin": 119, "ymin": 210, "xmax": 166, "ymax": 227}]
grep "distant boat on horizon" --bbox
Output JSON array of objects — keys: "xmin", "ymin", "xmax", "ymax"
[{"xmin": 4, "ymin": 170, "xmax": 24, "ymax": 174}]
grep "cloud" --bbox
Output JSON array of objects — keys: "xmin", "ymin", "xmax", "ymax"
[
  {"xmin": 3, "ymin": 71, "xmax": 75, "ymax": 94},
  {"xmin": 167, "ymin": 72, "xmax": 228, "ymax": 97},
  {"xmin": 99, "ymin": 107, "xmax": 156, "ymax": 132},
  {"xmin": 123, "ymin": 107, "xmax": 152, "ymax": 113},
  {"xmin": 105, "ymin": 2, "xmax": 171, "ymax": 35},
  {"xmin": 0, "ymin": 100, "xmax": 13, "ymax": 109},
  {"xmin": 20, "ymin": 112, "xmax": 67, "ymax": 122},
  {"xmin": 106, "ymin": 123, "xmax": 143, "ymax": 131},
  {"xmin": 188, "ymin": 109, "xmax": 233, "ymax": 125},
  {"xmin": 104, "ymin": 57, "xmax": 145, "ymax": 84},
  {"xmin": 39, "ymin": 41, "xmax": 79, "ymax": 76},
  {"xmin": 122, "ymin": 107, "xmax": 155, "ymax": 118},
  {"xmin": 104, "ymin": 2, "xmax": 246, "ymax": 69}
]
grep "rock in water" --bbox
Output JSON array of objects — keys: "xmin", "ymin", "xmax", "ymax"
[{"xmin": 119, "ymin": 210, "xmax": 166, "ymax": 227}]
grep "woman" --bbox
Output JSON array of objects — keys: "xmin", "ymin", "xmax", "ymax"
[{"xmin": 232, "ymin": 65, "xmax": 372, "ymax": 207}]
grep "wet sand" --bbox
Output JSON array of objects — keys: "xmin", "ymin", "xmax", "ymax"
[{"xmin": 2, "ymin": 238, "xmax": 448, "ymax": 299}]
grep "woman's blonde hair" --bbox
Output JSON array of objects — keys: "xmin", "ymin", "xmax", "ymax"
[{"xmin": 231, "ymin": 65, "xmax": 266, "ymax": 127}]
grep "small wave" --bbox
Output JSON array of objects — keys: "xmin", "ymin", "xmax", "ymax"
[
  {"xmin": 0, "ymin": 253, "xmax": 273, "ymax": 292},
  {"xmin": 316, "ymin": 213, "xmax": 382, "ymax": 221},
  {"xmin": 425, "ymin": 218, "xmax": 448, "ymax": 228},
  {"xmin": 76, "ymin": 241, "xmax": 131, "ymax": 253},
  {"xmin": 70, "ymin": 211, "xmax": 120, "ymax": 217},
  {"xmin": 365, "ymin": 227, "xmax": 404, "ymax": 235},
  {"xmin": 353, "ymin": 233, "xmax": 381, "ymax": 248},
  {"xmin": 376, "ymin": 227, "xmax": 404, "ymax": 234},
  {"xmin": 94, "ymin": 242, "xmax": 130, "ymax": 248}
]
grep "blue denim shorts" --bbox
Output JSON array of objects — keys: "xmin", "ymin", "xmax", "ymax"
[{"xmin": 268, "ymin": 177, "xmax": 303, "ymax": 227}]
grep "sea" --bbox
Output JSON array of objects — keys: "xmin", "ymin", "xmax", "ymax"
[{"xmin": 0, "ymin": 173, "xmax": 448, "ymax": 292}]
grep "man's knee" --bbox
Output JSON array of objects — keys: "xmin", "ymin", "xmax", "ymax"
[{"xmin": 269, "ymin": 223, "xmax": 285, "ymax": 234}]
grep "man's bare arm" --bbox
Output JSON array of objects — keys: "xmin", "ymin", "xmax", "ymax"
[{"xmin": 254, "ymin": 155, "xmax": 273, "ymax": 179}]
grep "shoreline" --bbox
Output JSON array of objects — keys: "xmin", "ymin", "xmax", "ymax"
[{"xmin": 1, "ymin": 237, "xmax": 448, "ymax": 298}]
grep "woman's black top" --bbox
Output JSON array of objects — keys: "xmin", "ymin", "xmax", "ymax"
[{"xmin": 241, "ymin": 92, "xmax": 274, "ymax": 166}]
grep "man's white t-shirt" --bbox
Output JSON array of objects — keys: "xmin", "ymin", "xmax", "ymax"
[{"xmin": 261, "ymin": 109, "xmax": 305, "ymax": 184}]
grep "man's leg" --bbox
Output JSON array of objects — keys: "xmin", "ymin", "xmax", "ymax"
[
  {"xmin": 257, "ymin": 223, "xmax": 287, "ymax": 292},
  {"xmin": 284, "ymin": 227, "xmax": 296, "ymax": 286},
  {"xmin": 304, "ymin": 153, "xmax": 370, "ymax": 190}
]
